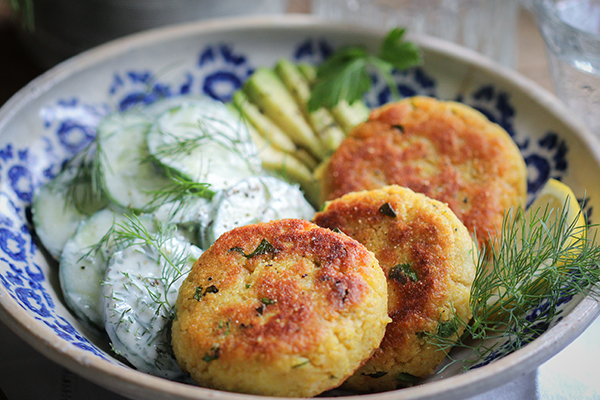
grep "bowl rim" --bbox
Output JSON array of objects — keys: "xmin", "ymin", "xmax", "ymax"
[{"xmin": 1, "ymin": 13, "xmax": 600, "ymax": 400}]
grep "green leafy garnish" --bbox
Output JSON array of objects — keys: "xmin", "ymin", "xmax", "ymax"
[
  {"xmin": 379, "ymin": 202, "xmax": 397, "ymax": 218},
  {"xmin": 307, "ymin": 27, "xmax": 422, "ymax": 112},
  {"xmin": 364, "ymin": 371, "xmax": 387, "ymax": 378},
  {"xmin": 93, "ymin": 214, "xmax": 194, "ymax": 316},
  {"xmin": 436, "ymin": 317, "xmax": 459, "ymax": 338},
  {"xmin": 193, "ymin": 284, "xmax": 219, "ymax": 301},
  {"xmin": 230, "ymin": 239, "xmax": 278, "ymax": 259},
  {"xmin": 193, "ymin": 286, "xmax": 203, "ymax": 301},
  {"xmin": 150, "ymin": 112, "xmax": 258, "ymax": 174},
  {"xmin": 144, "ymin": 169, "xmax": 215, "ymax": 211},
  {"xmin": 218, "ymin": 320, "xmax": 231, "ymax": 336},
  {"xmin": 431, "ymin": 201, "xmax": 600, "ymax": 369},
  {"xmin": 389, "ymin": 263, "xmax": 418, "ymax": 284},
  {"xmin": 58, "ymin": 138, "xmax": 108, "ymax": 215},
  {"xmin": 292, "ymin": 360, "xmax": 311, "ymax": 369},
  {"xmin": 261, "ymin": 297, "xmax": 277, "ymax": 305},
  {"xmin": 203, "ymin": 345, "xmax": 220, "ymax": 363}
]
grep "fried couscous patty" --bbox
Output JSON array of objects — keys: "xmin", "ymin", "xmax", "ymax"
[
  {"xmin": 171, "ymin": 219, "xmax": 390, "ymax": 397},
  {"xmin": 313, "ymin": 185, "xmax": 477, "ymax": 393},
  {"xmin": 319, "ymin": 96, "xmax": 527, "ymax": 248}
]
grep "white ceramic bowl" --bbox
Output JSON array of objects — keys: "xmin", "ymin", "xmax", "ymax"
[{"xmin": 1, "ymin": 15, "xmax": 599, "ymax": 400}]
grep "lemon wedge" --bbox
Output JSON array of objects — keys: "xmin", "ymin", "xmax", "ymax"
[{"xmin": 525, "ymin": 178, "xmax": 586, "ymax": 258}]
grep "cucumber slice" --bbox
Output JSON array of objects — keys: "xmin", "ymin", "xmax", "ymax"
[
  {"xmin": 146, "ymin": 98, "xmax": 261, "ymax": 192},
  {"xmin": 204, "ymin": 176, "xmax": 315, "ymax": 246},
  {"xmin": 297, "ymin": 63, "xmax": 370, "ymax": 133},
  {"xmin": 243, "ymin": 68, "xmax": 328, "ymax": 160},
  {"xmin": 141, "ymin": 95, "xmax": 218, "ymax": 120},
  {"xmin": 231, "ymin": 90, "xmax": 297, "ymax": 154},
  {"xmin": 103, "ymin": 235, "xmax": 202, "ymax": 379},
  {"xmin": 59, "ymin": 209, "xmax": 124, "ymax": 330},
  {"xmin": 32, "ymin": 158, "xmax": 107, "ymax": 259},
  {"xmin": 275, "ymin": 59, "xmax": 345, "ymax": 153},
  {"xmin": 97, "ymin": 111, "xmax": 172, "ymax": 212},
  {"xmin": 152, "ymin": 196, "xmax": 212, "ymax": 248}
]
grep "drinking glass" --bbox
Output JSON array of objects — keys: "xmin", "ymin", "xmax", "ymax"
[
  {"xmin": 532, "ymin": 0, "xmax": 600, "ymax": 135},
  {"xmin": 311, "ymin": 0, "xmax": 520, "ymax": 68}
]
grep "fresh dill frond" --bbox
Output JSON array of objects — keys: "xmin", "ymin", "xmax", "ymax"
[
  {"xmin": 57, "ymin": 137, "xmax": 108, "ymax": 215},
  {"xmin": 108, "ymin": 215, "xmax": 196, "ymax": 316},
  {"xmin": 145, "ymin": 111, "xmax": 259, "ymax": 209},
  {"xmin": 430, "ymin": 199, "xmax": 600, "ymax": 369},
  {"xmin": 152, "ymin": 113, "xmax": 256, "ymax": 167},
  {"xmin": 144, "ymin": 168, "xmax": 214, "ymax": 212}
]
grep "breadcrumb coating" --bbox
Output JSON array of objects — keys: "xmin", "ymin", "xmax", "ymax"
[
  {"xmin": 313, "ymin": 185, "xmax": 477, "ymax": 392},
  {"xmin": 172, "ymin": 219, "xmax": 389, "ymax": 397}
]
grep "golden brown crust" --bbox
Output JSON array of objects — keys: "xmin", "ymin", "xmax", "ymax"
[
  {"xmin": 320, "ymin": 96, "xmax": 527, "ymax": 248},
  {"xmin": 172, "ymin": 219, "xmax": 389, "ymax": 397},
  {"xmin": 313, "ymin": 186, "xmax": 476, "ymax": 392}
]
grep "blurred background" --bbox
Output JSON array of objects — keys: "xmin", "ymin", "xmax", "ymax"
[{"xmin": 0, "ymin": 0, "xmax": 552, "ymax": 108}]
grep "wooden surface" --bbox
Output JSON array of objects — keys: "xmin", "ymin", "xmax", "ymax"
[{"xmin": 0, "ymin": 4, "xmax": 553, "ymax": 108}]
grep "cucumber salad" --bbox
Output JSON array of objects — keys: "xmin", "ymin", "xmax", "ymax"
[{"xmin": 32, "ymin": 94, "xmax": 316, "ymax": 379}]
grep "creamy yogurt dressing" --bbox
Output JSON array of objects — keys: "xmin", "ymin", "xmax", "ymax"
[
  {"xmin": 35, "ymin": 94, "xmax": 316, "ymax": 380},
  {"xmin": 103, "ymin": 237, "xmax": 203, "ymax": 379}
]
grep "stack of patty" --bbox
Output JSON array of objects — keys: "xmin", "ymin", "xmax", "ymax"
[
  {"xmin": 313, "ymin": 185, "xmax": 477, "ymax": 392},
  {"xmin": 318, "ymin": 96, "xmax": 528, "ymax": 248},
  {"xmin": 172, "ymin": 96, "xmax": 527, "ymax": 396}
]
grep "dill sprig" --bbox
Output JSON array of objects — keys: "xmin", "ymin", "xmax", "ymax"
[
  {"xmin": 144, "ymin": 168, "xmax": 214, "ymax": 213},
  {"xmin": 57, "ymin": 137, "xmax": 108, "ymax": 215},
  {"xmin": 146, "ymin": 111, "xmax": 259, "ymax": 208},
  {"xmin": 431, "ymin": 199, "xmax": 600, "ymax": 369},
  {"xmin": 152, "ymin": 112, "xmax": 256, "ymax": 167},
  {"xmin": 106, "ymin": 215, "xmax": 195, "ymax": 316}
]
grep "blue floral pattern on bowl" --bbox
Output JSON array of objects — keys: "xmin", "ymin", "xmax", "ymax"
[{"xmin": 0, "ymin": 38, "xmax": 580, "ymax": 379}]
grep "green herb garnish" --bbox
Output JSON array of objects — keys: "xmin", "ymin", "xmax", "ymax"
[
  {"xmin": 59, "ymin": 138, "xmax": 108, "ymax": 215},
  {"xmin": 203, "ymin": 345, "xmax": 220, "ymax": 363},
  {"xmin": 218, "ymin": 320, "xmax": 231, "ymax": 336},
  {"xmin": 307, "ymin": 27, "xmax": 422, "ymax": 112},
  {"xmin": 261, "ymin": 297, "xmax": 277, "ymax": 305},
  {"xmin": 292, "ymin": 360, "xmax": 311, "ymax": 369},
  {"xmin": 93, "ymin": 214, "xmax": 194, "ymax": 316},
  {"xmin": 379, "ymin": 202, "xmax": 397, "ymax": 218},
  {"xmin": 431, "ymin": 200, "xmax": 600, "ymax": 369},
  {"xmin": 364, "ymin": 371, "xmax": 387, "ymax": 378},
  {"xmin": 230, "ymin": 239, "xmax": 278, "ymax": 259},
  {"xmin": 193, "ymin": 286, "xmax": 203, "ymax": 301},
  {"xmin": 193, "ymin": 284, "xmax": 219, "ymax": 301},
  {"xmin": 144, "ymin": 168, "xmax": 215, "ymax": 211},
  {"xmin": 436, "ymin": 317, "xmax": 459, "ymax": 338},
  {"xmin": 389, "ymin": 263, "xmax": 418, "ymax": 284}
]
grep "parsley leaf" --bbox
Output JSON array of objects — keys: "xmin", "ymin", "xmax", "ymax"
[
  {"xmin": 308, "ymin": 27, "xmax": 422, "ymax": 112},
  {"xmin": 379, "ymin": 27, "xmax": 422, "ymax": 69}
]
